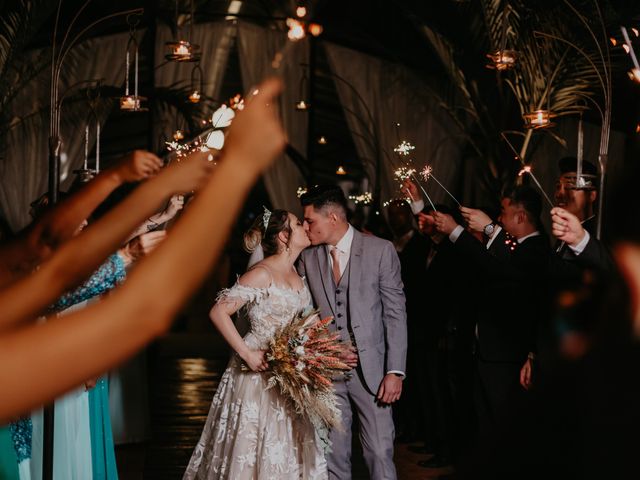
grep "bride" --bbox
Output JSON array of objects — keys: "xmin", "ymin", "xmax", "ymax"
[{"xmin": 183, "ymin": 208, "xmax": 328, "ymax": 479}]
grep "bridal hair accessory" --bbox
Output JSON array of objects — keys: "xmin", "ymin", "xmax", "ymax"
[{"xmin": 262, "ymin": 206, "xmax": 272, "ymax": 230}]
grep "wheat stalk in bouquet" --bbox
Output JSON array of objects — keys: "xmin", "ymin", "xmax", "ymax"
[{"xmin": 243, "ymin": 309, "xmax": 352, "ymax": 432}]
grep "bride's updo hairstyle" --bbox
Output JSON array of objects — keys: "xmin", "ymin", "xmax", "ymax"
[{"xmin": 243, "ymin": 209, "xmax": 292, "ymax": 257}]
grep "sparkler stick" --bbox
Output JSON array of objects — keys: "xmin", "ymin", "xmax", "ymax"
[
  {"xmin": 501, "ymin": 132, "xmax": 554, "ymax": 208},
  {"xmin": 420, "ymin": 165, "xmax": 462, "ymax": 207}
]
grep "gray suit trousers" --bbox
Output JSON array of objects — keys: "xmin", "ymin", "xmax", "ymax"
[{"xmin": 328, "ymin": 371, "xmax": 397, "ymax": 480}]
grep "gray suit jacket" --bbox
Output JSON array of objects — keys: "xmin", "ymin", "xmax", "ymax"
[{"xmin": 298, "ymin": 228, "xmax": 408, "ymax": 394}]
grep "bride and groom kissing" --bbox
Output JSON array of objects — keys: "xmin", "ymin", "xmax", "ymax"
[{"xmin": 183, "ymin": 185, "xmax": 408, "ymax": 480}]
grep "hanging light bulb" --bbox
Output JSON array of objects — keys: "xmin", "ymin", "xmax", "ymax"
[
  {"xmin": 296, "ymin": 5, "xmax": 307, "ymax": 17},
  {"xmin": 336, "ymin": 165, "xmax": 347, "ymax": 175},
  {"xmin": 318, "ymin": 135, "xmax": 327, "ymax": 144},
  {"xmin": 120, "ymin": 16, "xmax": 146, "ymax": 111}
]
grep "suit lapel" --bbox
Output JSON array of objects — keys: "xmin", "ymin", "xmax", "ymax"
[{"xmin": 316, "ymin": 246, "xmax": 336, "ymax": 315}]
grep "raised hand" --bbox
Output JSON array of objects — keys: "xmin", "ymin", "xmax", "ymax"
[
  {"xmin": 417, "ymin": 212, "xmax": 435, "ymax": 235},
  {"xmin": 460, "ymin": 206, "xmax": 492, "ymax": 233},
  {"xmin": 223, "ymin": 78, "xmax": 286, "ymax": 174},
  {"xmin": 551, "ymin": 207, "xmax": 586, "ymax": 246},
  {"xmin": 114, "ymin": 150, "xmax": 163, "ymax": 183},
  {"xmin": 401, "ymin": 179, "xmax": 420, "ymax": 202},
  {"xmin": 163, "ymin": 195, "xmax": 185, "ymax": 220},
  {"xmin": 157, "ymin": 151, "xmax": 214, "ymax": 194},
  {"xmin": 433, "ymin": 211, "xmax": 458, "ymax": 235},
  {"xmin": 120, "ymin": 231, "xmax": 167, "ymax": 266}
]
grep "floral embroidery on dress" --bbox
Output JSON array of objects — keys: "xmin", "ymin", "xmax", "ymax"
[{"xmin": 183, "ymin": 281, "xmax": 327, "ymax": 480}]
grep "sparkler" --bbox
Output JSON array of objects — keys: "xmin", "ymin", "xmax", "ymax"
[
  {"xmin": 501, "ymin": 132, "xmax": 554, "ymax": 208},
  {"xmin": 420, "ymin": 165, "xmax": 461, "ymax": 207},
  {"xmin": 390, "ymin": 137, "xmax": 438, "ymax": 211},
  {"xmin": 393, "ymin": 141, "xmax": 415, "ymax": 156}
]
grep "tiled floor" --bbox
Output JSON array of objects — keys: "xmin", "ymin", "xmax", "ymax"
[{"xmin": 115, "ymin": 335, "xmax": 455, "ymax": 479}]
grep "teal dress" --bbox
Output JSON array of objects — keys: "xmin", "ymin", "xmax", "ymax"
[
  {"xmin": 0, "ymin": 425, "xmax": 19, "ymax": 480},
  {"xmin": 11, "ymin": 253, "xmax": 126, "ymax": 479}
]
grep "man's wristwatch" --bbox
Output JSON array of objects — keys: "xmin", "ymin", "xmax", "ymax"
[{"xmin": 483, "ymin": 222, "xmax": 497, "ymax": 237}]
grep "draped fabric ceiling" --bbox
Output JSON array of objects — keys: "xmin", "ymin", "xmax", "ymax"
[{"xmin": 0, "ymin": 19, "xmax": 626, "ymax": 232}]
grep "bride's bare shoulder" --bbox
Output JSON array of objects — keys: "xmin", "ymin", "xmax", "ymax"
[{"xmin": 239, "ymin": 264, "xmax": 272, "ymax": 289}]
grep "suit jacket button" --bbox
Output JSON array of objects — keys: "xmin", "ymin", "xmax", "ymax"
[
  {"xmin": 331, "ymin": 319, "xmax": 336, "ymax": 324},
  {"xmin": 337, "ymin": 301, "xmax": 342, "ymax": 306},
  {"xmin": 337, "ymin": 313, "xmax": 342, "ymax": 318},
  {"xmin": 336, "ymin": 289, "xmax": 341, "ymax": 294},
  {"xmin": 337, "ymin": 326, "xmax": 343, "ymax": 330}
]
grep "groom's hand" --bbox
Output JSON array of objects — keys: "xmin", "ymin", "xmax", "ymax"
[{"xmin": 377, "ymin": 374, "xmax": 402, "ymax": 405}]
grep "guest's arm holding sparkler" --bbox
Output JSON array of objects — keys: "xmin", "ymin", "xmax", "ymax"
[
  {"xmin": 0, "ymin": 150, "xmax": 163, "ymax": 287},
  {"xmin": 551, "ymin": 207, "xmax": 613, "ymax": 271},
  {"xmin": 0, "ymin": 78, "xmax": 285, "ymax": 421},
  {"xmin": 0, "ymin": 151, "xmax": 213, "ymax": 332},
  {"xmin": 124, "ymin": 194, "xmax": 185, "ymax": 242}
]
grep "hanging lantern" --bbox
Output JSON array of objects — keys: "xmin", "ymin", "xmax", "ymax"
[
  {"xmin": 165, "ymin": 0, "xmax": 201, "ymax": 62},
  {"xmin": 295, "ymin": 64, "xmax": 310, "ymax": 111},
  {"xmin": 523, "ymin": 109, "xmax": 556, "ymax": 129},
  {"xmin": 188, "ymin": 63, "xmax": 204, "ymax": 103},
  {"xmin": 74, "ymin": 86, "xmax": 102, "ymax": 181},
  {"xmin": 486, "ymin": 6, "xmax": 517, "ymax": 70},
  {"xmin": 120, "ymin": 16, "xmax": 146, "ymax": 111},
  {"xmin": 486, "ymin": 49, "xmax": 518, "ymax": 70},
  {"xmin": 165, "ymin": 39, "xmax": 201, "ymax": 62}
]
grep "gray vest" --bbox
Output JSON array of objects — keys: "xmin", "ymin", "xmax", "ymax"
[{"xmin": 331, "ymin": 258, "xmax": 354, "ymax": 346}]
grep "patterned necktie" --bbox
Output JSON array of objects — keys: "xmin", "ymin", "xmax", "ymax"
[{"xmin": 330, "ymin": 246, "xmax": 341, "ymax": 284}]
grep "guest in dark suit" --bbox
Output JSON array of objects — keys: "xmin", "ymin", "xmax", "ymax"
[
  {"xmin": 387, "ymin": 200, "xmax": 430, "ymax": 445},
  {"xmin": 432, "ymin": 186, "xmax": 550, "ymax": 448},
  {"xmin": 551, "ymin": 157, "xmax": 613, "ymax": 278}
]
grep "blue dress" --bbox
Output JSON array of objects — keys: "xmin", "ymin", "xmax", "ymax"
[
  {"xmin": 1, "ymin": 425, "xmax": 20, "ymax": 479},
  {"xmin": 11, "ymin": 254, "xmax": 125, "ymax": 479}
]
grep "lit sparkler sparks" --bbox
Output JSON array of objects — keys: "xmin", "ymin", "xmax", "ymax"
[
  {"xmin": 393, "ymin": 141, "xmax": 415, "ymax": 156},
  {"xmin": 394, "ymin": 167, "xmax": 416, "ymax": 182},
  {"xmin": 420, "ymin": 165, "xmax": 461, "ymax": 207}
]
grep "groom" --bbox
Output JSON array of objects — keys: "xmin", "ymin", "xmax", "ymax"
[{"xmin": 298, "ymin": 185, "xmax": 407, "ymax": 480}]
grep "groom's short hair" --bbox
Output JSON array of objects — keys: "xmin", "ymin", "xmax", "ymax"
[{"xmin": 300, "ymin": 185, "xmax": 348, "ymax": 220}]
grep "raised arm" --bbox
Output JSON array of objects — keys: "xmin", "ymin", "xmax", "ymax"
[
  {"xmin": 0, "ymin": 151, "xmax": 212, "ymax": 332},
  {"xmin": 0, "ymin": 150, "xmax": 162, "ymax": 286},
  {"xmin": 0, "ymin": 78, "xmax": 285, "ymax": 421}
]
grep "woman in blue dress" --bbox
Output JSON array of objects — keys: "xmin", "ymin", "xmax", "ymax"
[{"xmin": 11, "ymin": 252, "xmax": 126, "ymax": 479}]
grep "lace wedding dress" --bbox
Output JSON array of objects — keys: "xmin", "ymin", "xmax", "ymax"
[{"xmin": 183, "ymin": 281, "xmax": 328, "ymax": 480}]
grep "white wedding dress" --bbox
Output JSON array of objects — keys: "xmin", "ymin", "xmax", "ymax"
[{"xmin": 182, "ymin": 281, "xmax": 328, "ymax": 480}]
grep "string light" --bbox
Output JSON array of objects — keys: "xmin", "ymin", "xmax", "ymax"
[{"xmin": 349, "ymin": 192, "xmax": 373, "ymax": 205}]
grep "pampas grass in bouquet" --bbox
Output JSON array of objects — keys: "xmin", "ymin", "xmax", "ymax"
[{"xmin": 243, "ymin": 309, "xmax": 352, "ymax": 436}]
